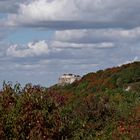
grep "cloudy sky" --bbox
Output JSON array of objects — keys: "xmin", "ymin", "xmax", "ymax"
[{"xmin": 0, "ymin": 0, "xmax": 140, "ymax": 87}]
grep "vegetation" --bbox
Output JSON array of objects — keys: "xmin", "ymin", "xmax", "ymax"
[{"xmin": 0, "ymin": 62, "xmax": 140, "ymax": 139}]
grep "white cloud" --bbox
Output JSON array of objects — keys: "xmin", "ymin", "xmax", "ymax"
[
  {"xmin": 4, "ymin": 0, "xmax": 140, "ymax": 29},
  {"xmin": 7, "ymin": 40, "xmax": 49, "ymax": 57},
  {"xmin": 51, "ymin": 41, "xmax": 114, "ymax": 49},
  {"xmin": 54, "ymin": 27, "xmax": 140, "ymax": 44},
  {"xmin": 6, "ymin": 0, "xmax": 79, "ymax": 26}
]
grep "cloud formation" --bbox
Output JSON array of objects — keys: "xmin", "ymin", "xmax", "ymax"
[
  {"xmin": 7, "ymin": 40, "xmax": 49, "ymax": 58},
  {"xmin": 0, "ymin": 0, "xmax": 27, "ymax": 13},
  {"xmin": 54, "ymin": 28, "xmax": 140, "ymax": 43},
  {"xmin": 51, "ymin": 41, "xmax": 114, "ymax": 49},
  {"xmin": 4, "ymin": 0, "xmax": 140, "ymax": 29}
]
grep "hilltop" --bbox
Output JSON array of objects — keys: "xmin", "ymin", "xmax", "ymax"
[
  {"xmin": 51, "ymin": 61, "xmax": 140, "ymax": 94},
  {"xmin": 0, "ymin": 62, "xmax": 140, "ymax": 139}
]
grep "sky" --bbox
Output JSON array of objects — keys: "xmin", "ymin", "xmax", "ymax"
[{"xmin": 0, "ymin": 0, "xmax": 140, "ymax": 87}]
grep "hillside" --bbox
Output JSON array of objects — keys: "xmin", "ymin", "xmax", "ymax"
[
  {"xmin": 0, "ymin": 62, "xmax": 140, "ymax": 140},
  {"xmin": 52, "ymin": 61, "xmax": 140, "ymax": 94}
]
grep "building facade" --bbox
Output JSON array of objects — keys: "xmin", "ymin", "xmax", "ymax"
[{"xmin": 58, "ymin": 74, "xmax": 81, "ymax": 85}]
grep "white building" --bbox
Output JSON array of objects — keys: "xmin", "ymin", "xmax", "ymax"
[{"xmin": 58, "ymin": 74, "xmax": 81, "ymax": 85}]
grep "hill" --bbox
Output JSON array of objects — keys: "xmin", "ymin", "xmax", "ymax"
[
  {"xmin": 0, "ymin": 62, "xmax": 140, "ymax": 139},
  {"xmin": 51, "ymin": 61, "xmax": 140, "ymax": 94}
]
